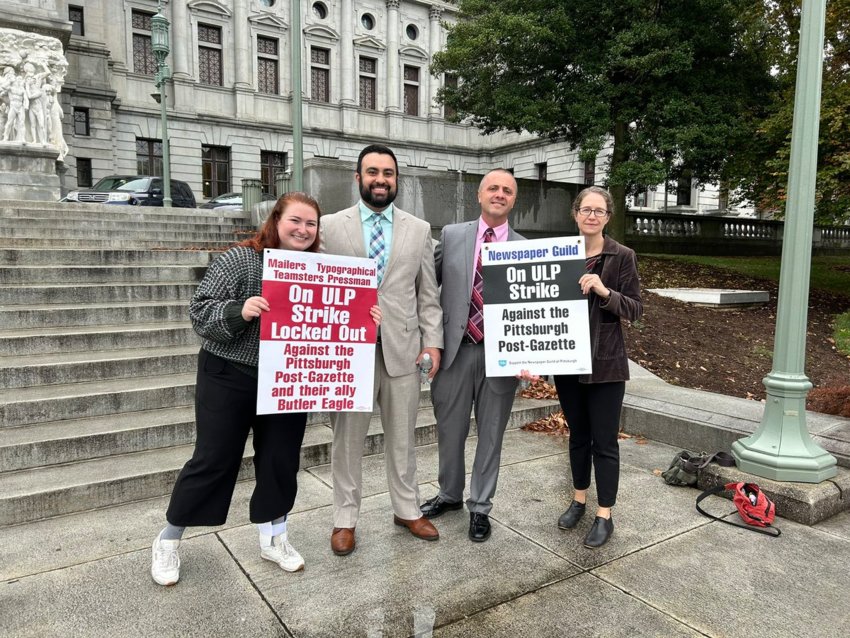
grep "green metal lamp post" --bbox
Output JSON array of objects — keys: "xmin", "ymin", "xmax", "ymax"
[
  {"xmin": 731, "ymin": 0, "xmax": 836, "ymax": 483},
  {"xmin": 151, "ymin": 3, "xmax": 172, "ymax": 207}
]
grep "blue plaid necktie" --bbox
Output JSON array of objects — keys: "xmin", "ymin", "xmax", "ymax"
[{"xmin": 368, "ymin": 213, "xmax": 386, "ymax": 285}]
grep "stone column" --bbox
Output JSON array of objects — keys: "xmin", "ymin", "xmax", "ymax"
[
  {"xmin": 428, "ymin": 7, "xmax": 442, "ymax": 116},
  {"xmin": 385, "ymin": 0, "xmax": 400, "ymax": 112},
  {"xmin": 171, "ymin": 0, "xmax": 190, "ymax": 79},
  {"xmin": 233, "ymin": 0, "xmax": 251, "ymax": 88},
  {"xmin": 340, "ymin": 0, "xmax": 355, "ymax": 105},
  {"xmin": 103, "ymin": 0, "xmax": 126, "ymax": 71}
]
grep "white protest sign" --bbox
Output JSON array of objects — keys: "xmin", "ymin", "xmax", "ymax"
[
  {"xmin": 482, "ymin": 236, "xmax": 592, "ymax": 377},
  {"xmin": 257, "ymin": 249, "xmax": 378, "ymax": 414}
]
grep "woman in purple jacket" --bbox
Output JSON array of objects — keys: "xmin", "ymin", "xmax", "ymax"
[{"xmin": 553, "ymin": 186, "xmax": 643, "ymax": 549}]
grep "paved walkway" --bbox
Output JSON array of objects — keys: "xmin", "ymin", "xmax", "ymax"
[{"xmin": 2, "ymin": 401, "xmax": 849, "ymax": 638}]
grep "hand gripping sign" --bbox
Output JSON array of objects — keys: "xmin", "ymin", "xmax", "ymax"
[
  {"xmin": 481, "ymin": 236, "xmax": 592, "ymax": 377},
  {"xmin": 257, "ymin": 249, "xmax": 378, "ymax": 414}
]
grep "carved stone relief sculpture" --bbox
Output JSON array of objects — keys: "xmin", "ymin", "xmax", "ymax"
[{"xmin": 0, "ymin": 27, "xmax": 69, "ymax": 161}]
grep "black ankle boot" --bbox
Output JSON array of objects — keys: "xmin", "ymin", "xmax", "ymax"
[
  {"xmin": 583, "ymin": 515, "xmax": 613, "ymax": 548},
  {"xmin": 557, "ymin": 500, "xmax": 586, "ymax": 530}
]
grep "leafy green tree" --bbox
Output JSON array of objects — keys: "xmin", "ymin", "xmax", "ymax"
[
  {"xmin": 730, "ymin": 0, "xmax": 850, "ymax": 224},
  {"xmin": 432, "ymin": 0, "xmax": 773, "ymax": 241}
]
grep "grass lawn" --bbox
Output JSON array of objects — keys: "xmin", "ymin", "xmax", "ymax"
[{"xmin": 645, "ymin": 254, "xmax": 850, "ymax": 355}]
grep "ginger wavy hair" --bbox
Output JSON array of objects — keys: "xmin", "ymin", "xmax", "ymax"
[{"xmin": 238, "ymin": 192, "xmax": 322, "ymax": 253}]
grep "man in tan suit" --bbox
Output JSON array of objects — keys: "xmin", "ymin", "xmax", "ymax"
[{"xmin": 320, "ymin": 144, "xmax": 443, "ymax": 556}]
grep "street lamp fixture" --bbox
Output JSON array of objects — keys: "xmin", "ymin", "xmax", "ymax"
[{"xmin": 151, "ymin": 2, "xmax": 172, "ymax": 207}]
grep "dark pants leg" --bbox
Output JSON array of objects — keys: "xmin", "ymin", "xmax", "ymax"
[
  {"xmin": 250, "ymin": 410, "xmax": 307, "ymax": 523},
  {"xmin": 553, "ymin": 376, "xmax": 625, "ymax": 508},
  {"xmin": 166, "ymin": 350, "xmax": 307, "ymax": 526}
]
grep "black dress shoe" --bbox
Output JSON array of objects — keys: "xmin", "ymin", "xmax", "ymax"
[
  {"xmin": 557, "ymin": 500, "xmax": 586, "ymax": 530},
  {"xmin": 469, "ymin": 512, "xmax": 491, "ymax": 542},
  {"xmin": 420, "ymin": 495, "xmax": 463, "ymax": 519},
  {"xmin": 583, "ymin": 515, "xmax": 614, "ymax": 548}
]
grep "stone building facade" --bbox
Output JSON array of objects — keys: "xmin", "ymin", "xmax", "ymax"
[{"xmin": 33, "ymin": 0, "xmax": 728, "ymax": 212}]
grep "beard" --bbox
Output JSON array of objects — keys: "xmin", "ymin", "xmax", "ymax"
[{"xmin": 360, "ymin": 181, "xmax": 397, "ymax": 209}]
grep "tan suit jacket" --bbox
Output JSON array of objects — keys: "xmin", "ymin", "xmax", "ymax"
[{"xmin": 320, "ymin": 204, "xmax": 443, "ymax": 375}]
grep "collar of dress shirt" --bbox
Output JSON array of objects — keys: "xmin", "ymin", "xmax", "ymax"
[
  {"xmin": 477, "ymin": 217, "xmax": 509, "ymax": 242},
  {"xmin": 359, "ymin": 200, "xmax": 395, "ymax": 225}
]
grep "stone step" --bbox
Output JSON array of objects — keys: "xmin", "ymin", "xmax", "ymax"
[
  {"xmin": 0, "ymin": 323, "xmax": 199, "ymax": 356},
  {"xmin": 0, "ymin": 264, "xmax": 206, "ymax": 284},
  {"xmin": 0, "ymin": 370, "xmax": 437, "ymax": 429},
  {"xmin": 0, "ymin": 237, "xmax": 233, "ymax": 249},
  {"xmin": 0, "ymin": 202, "xmax": 250, "ymax": 225},
  {"xmin": 0, "ymin": 345, "xmax": 200, "ymax": 389},
  {"xmin": 0, "ymin": 300, "xmax": 189, "ymax": 328},
  {"xmin": 0, "ymin": 372, "xmax": 197, "ymax": 427},
  {"xmin": 0, "ymin": 216, "xmax": 250, "ymax": 234},
  {"xmin": 0, "ymin": 402, "xmax": 337, "ymax": 473},
  {"xmin": 0, "ymin": 281, "xmax": 199, "ymax": 305},
  {"xmin": 0, "ymin": 248, "xmax": 214, "ymax": 266},
  {"xmin": 0, "ymin": 397, "xmax": 560, "ymax": 525},
  {"xmin": 0, "ymin": 227, "xmax": 249, "ymax": 242}
]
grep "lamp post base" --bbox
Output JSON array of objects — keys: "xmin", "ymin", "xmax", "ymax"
[{"xmin": 732, "ymin": 371, "xmax": 837, "ymax": 483}]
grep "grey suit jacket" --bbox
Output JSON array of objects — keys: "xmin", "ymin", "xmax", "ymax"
[
  {"xmin": 320, "ymin": 204, "xmax": 443, "ymax": 377},
  {"xmin": 435, "ymin": 220, "xmax": 524, "ymax": 375}
]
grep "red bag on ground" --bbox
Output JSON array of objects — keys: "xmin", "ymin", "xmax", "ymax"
[
  {"xmin": 696, "ymin": 481, "xmax": 781, "ymax": 537},
  {"xmin": 730, "ymin": 482, "xmax": 775, "ymax": 527}
]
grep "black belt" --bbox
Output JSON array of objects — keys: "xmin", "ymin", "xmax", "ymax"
[{"xmin": 461, "ymin": 335, "xmax": 481, "ymax": 345}]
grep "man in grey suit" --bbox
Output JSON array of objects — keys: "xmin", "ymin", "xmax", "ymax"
[
  {"xmin": 321, "ymin": 145, "xmax": 443, "ymax": 556},
  {"xmin": 421, "ymin": 169, "xmax": 524, "ymax": 542}
]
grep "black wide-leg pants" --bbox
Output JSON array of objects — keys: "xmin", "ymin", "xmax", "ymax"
[
  {"xmin": 552, "ymin": 375, "xmax": 625, "ymax": 508},
  {"xmin": 166, "ymin": 349, "xmax": 307, "ymax": 526}
]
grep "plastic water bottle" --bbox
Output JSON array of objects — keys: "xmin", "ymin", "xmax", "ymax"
[{"xmin": 419, "ymin": 353, "xmax": 433, "ymax": 385}]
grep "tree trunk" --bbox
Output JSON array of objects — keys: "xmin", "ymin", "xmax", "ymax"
[{"xmin": 607, "ymin": 120, "xmax": 628, "ymax": 244}]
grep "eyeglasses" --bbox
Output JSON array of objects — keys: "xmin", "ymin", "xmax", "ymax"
[{"xmin": 576, "ymin": 207, "xmax": 610, "ymax": 218}]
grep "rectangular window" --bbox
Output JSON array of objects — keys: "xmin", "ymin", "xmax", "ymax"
[
  {"xmin": 73, "ymin": 107, "xmax": 90, "ymax": 136},
  {"xmin": 443, "ymin": 74, "xmax": 457, "ymax": 120},
  {"xmin": 676, "ymin": 175, "xmax": 693, "ymax": 206},
  {"xmin": 583, "ymin": 159, "xmax": 595, "ymax": 185},
  {"xmin": 136, "ymin": 138, "xmax": 163, "ymax": 176},
  {"xmin": 198, "ymin": 24, "xmax": 223, "ymax": 86},
  {"xmin": 202, "ymin": 145, "xmax": 231, "ymax": 198},
  {"xmin": 634, "ymin": 188, "xmax": 649, "ymax": 207},
  {"xmin": 260, "ymin": 151, "xmax": 287, "ymax": 194},
  {"xmin": 76, "ymin": 158, "xmax": 92, "ymax": 188},
  {"xmin": 536, "ymin": 162, "xmax": 547, "ymax": 181},
  {"xmin": 403, "ymin": 65, "xmax": 420, "ymax": 116},
  {"xmin": 257, "ymin": 36, "xmax": 279, "ymax": 94},
  {"xmin": 69, "ymin": 5, "xmax": 85, "ymax": 37},
  {"xmin": 131, "ymin": 11, "xmax": 157, "ymax": 75},
  {"xmin": 359, "ymin": 56, "xmax": 376, "ymax": 110},
  {"xmin": 311, "ymin": 47, "xmax": 330, "ymax": 102}
]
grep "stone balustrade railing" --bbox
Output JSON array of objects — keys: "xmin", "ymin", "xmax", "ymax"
[{"xmin": 625, "ymin": 211, "xmax": 850, "ymax": 255}]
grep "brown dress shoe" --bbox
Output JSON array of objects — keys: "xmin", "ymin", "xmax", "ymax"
[
  {"xmin": 393, "ymin": 515, "xmax": 439, "ymax": 541},
  {"xmin": 331, "ymin": 527, "xmax": 355, "ymax": 556}
]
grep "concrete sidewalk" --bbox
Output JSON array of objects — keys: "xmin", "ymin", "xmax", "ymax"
[{"xmin": 2, "ymin": 411, "xmax": 849, "ymax": 637}]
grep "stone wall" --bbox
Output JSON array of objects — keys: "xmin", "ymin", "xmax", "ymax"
[{"xmin": 302, "ymin": 158, "xmax": 582, "ymax": 238}]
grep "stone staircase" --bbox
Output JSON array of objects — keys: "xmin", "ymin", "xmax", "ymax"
[{"xmin": 0, "ymin": 200, "xmax": 560, "ymax": 527}]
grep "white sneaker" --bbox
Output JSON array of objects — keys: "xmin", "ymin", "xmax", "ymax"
[
  {"xmin": 260, "ymin": 533, "xmax": 305, "ymax": 572},
  {"xmin": 151, "ymin": 531, "xmax": 181, "ymax": 586}
]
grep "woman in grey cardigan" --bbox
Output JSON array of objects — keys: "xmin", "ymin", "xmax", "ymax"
[
  {"xmin": 553, "ymin": 186, "xmax": 643, "ymax": 549},
  {"xmin": 151, "ymin": 192, "xmax": 379, "ymax": 586}
]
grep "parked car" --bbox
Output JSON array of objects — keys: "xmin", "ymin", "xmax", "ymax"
[
  {"xmin": 63, "ymin": 176, "xmax": 197, "ymax": 208},
  {"xmin": 198, "ymin": 191, "xmax": 278, "ymax": 210}
]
